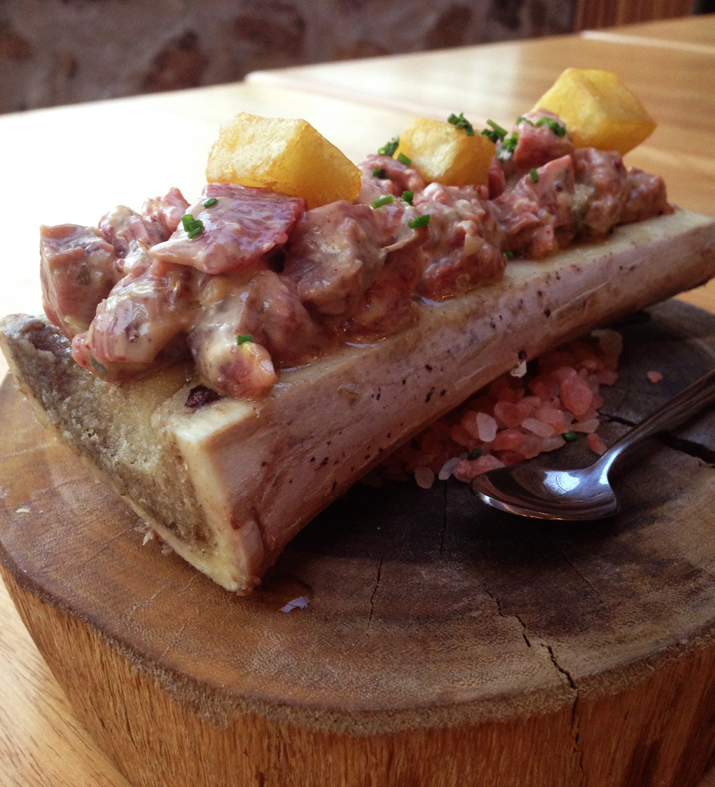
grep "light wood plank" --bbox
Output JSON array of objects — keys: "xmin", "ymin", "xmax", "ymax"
[
  {"xmin": 0, "ymin": 582, "xmax": 130, "ymax": 786},
  {"xmin": 582, "ymin": 13, "xmax": 715, "ymax": 50}
]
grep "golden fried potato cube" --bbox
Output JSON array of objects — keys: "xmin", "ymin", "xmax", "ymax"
[
  {"xmin": 394, "ymin": 118, "xmax": 495, "ymax": 187},
  {"xmin": 206, "ymin": 112, "xmax": 361, "ymax": 209},
  {"xmin": 533, "ymin": 68, "xmax": 656, "ymax": 155}
]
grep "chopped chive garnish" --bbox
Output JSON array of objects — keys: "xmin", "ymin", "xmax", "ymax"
[
  {"xmin": 182, "ymin": 213, "xmax": 204, "ymax": 238},
  {"xmin": 517, "ymin": 115, "xmax": 535, "ymax": 126},
  {"xmin": 487, "ymin": 119, "xmax": 508, "ymax": 136},
  {"xmin": 402, "ymin": 190, "xmax": 414, "ymax": 205},
  {"xmin": 448, "ymin": 112, "xmax": 475, "ymax": 136},
  {"xmin": 536, "ymin": 116, "xmax": 567, "ymax": 137},
  {"xmin": 378, "ymin": 135, "xmax": 399, "ymax": 156},
  {"xmin": 408, "ymin": 214, "xmax": 430, "ymax": 229},
  {"xmin": 397, "ymin": 152, "xmax": 412, "ymax": 166},
  {"xmin": 563, "ymin": 430, "xmax": 577, "ymax": 442},
  {"xmin": 236, "ymin": 334, "xmax": 253, "ymax": 345},
  {"xmin": 371, "ymin": 195, "xmax": 395, "ymax": 209},
  {"xmin": 530, "ymin": 168, "xmax": 539, "ymax": 182},
  {"xmin": 496, "ymin": 132, "xmax": 519, "ymax": 160},
  {"xmin": 505, "ymin": 250, "xmax": 515, "ymax": 258},
  {"xmin": 203, "ymin": 197, "xmax": 218, "ymax": 208},
  {"xmin": 502, "ymin": 132, "xmax": 518, "ymax": 153},
  {"xmin": 467, "ymin": 448, "xmax": 482, "ymax": 461},
  {"xmin": 372, "ymin": 167, "xmax": 387, "ymax": 179},
  {"xmin": 481, "ymin": 119, "xmax": 508, "ymax": 144}
]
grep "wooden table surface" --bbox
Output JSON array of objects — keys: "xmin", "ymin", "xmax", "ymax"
[
  {"xmin": 1, "ymin": 17, "xmax": 715, "ymax": 787},
  {"xmin": 583, "ymin": 13, "xmax": 715, "ymax": 51}
]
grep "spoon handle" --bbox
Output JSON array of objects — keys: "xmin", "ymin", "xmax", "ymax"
[{"xmin": 603, "ymin": 366, "xmax": 715, "ymax": 468}]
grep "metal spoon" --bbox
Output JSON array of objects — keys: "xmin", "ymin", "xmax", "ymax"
[{"xmin": 472, "ymin": 367, "xmax": 715, "ymax": 520}]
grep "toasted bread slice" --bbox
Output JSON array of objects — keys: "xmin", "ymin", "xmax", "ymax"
[{"xmin": 2, "ymin": 209, "xmax": 715, "ymax": 592}]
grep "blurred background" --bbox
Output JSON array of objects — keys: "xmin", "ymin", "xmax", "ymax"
[{"xmin": 0, "ymin": 0, "xmax": 707, "ymax": 115}]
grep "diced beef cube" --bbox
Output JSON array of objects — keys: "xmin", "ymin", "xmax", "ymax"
[
  {"xmin": 340, "ymin": 197, "xmax": 430, "ymax": 336},
  {"xmin": 344, "ymin": 246, "xmax": 427, "ymax": 339},
  {"xmin": 189, "ymin": 270, "xmax": 333, "ymax": 398},
  {"xmin": 150, "ymin": 183, "xmax": 306, "ymax": 275},
  {"xmin": 619, "ymin": 167, "xmax": 674, "ymax": 224},
  {"xmin": 142, "ymin": 187, "xmax": 190, "ymax": 239},
  {"xmin": 573, "ymin": 148, "xmax": 629, "ymax": 236},
  {"xmin": 100, "ymin": 205, "xmax": 164, "ymax": 260},
  {"xmin": 413, "ymin": 183, "xmax": 506, "ymax": 299},
  {"xmin": 495, "ymin": 155, "xmax": 577, "ymax": 258},
  {"xmin": 71, "ymin": 261, "xmax": 199, "ymax": 381},
  {"xmin": 356, "ymin": 154, "xmax": 427, "ymax": 205},
  {"xmin": 40, "ymin": 224, "xmax": 120, "ymax": 338},
  {"xmin": 283, "ymin": 200, "xmax": 386, "ymax": 317},
  {"xmin": 503, "ymin": 111, "xmax": 575, "ymax": 172}
]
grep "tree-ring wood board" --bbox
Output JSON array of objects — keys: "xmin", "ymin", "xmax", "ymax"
[{"xmin": 2, "ymin": 298, "xmax": 715, "ymax": 787}]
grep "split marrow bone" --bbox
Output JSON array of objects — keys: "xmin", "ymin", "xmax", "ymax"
[{"xmin": 2, "ymin": 209, "xmax": 714, "ymax": 592}]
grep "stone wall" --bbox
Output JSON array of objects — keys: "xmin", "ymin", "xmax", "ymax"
[{"xmin": 0, "ymin": 0, "xmax": 575, "ymax": 115}]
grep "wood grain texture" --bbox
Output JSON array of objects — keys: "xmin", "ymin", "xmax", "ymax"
[
  {"xmin": 582, "ymin": 14, "xmax": 715, "ymax": 53},
  {"xmin": 0, "ymin": 580, "xmax": 131, "ymax": 787},
  {"xmin": 1, "ymin": 300, "xmax": 715, "ymax": 786}
]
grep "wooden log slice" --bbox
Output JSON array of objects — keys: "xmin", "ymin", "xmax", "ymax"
[{"xmin": 2, "ymin": 298, "xmax": 715, "ymax": 787}]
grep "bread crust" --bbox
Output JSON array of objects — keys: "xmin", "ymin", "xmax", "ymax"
[{"xmin": 3, "ymin": 209, "xmax": 715, "ymax": 592}]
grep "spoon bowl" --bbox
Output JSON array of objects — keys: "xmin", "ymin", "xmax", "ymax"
[
  {"xmin": 472, "ymin": 367, "xmax": 715, "ymax": 521},
  {"xmin": 473, "ymin": 461, "xmax": 618, "ymax": 520}
]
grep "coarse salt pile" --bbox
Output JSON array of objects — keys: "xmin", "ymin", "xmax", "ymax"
[{"xmin": 380, "ymin": 329, "xmax": 623, "ymax": 489}]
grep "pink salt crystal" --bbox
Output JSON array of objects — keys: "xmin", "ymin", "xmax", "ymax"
[
  {"xmin": 493, "ymin": 400, "xmax": 523, "ymax": 428},
  {"xmin": 552, "ymin": 366, "xmax": 578, "ymax": 383},
  {"xmin": 560, "ymin": 375, "xmax": 594, "ymax": 416},
  {"xmin": 647, "ymin": 370, "xmax": 663, "ymax": 383},
  {"xmin": 588, "ymin": 433, "xmax": 608, "ymax": 455},
  {"xmin": 453, "ymin": 461, "xmax": 479, "ymax": 482},
  {"xmin": 599, "ymin": 329, "xmax": 623, "ymax": 357},
  {"xmin": 540, "ymin": 434, "xmax": 566, "ymax": 452},
  {"xmin": 591, "ymin": 393, "xmax": 604, "ymax": 409},
  {"xmin": 492, "ymin": 428, "xmax": 525, "ymax": 451},
  {"xmin": 438, "ymin": 457, "xmax": 461, "ymax": 481},
  {"xmin": 594, "ymin": 369, "xmax": 618, "ymax": 386},
  {"xmin": 521, "ymin": 417, "xmax": 556, "ymax": 438},
  {"xmin": 461, "ymin": 410, "xmax": 481, "ymax": 440},
  {"xmin": 575, "ymin": 407, "xmax": 598, "ymax": 423},
  {"xmin": 535, "ymin": 407, "xmax": 568, "ymax": 432},
  {"xmin": 581, "ymin": 357, "xmax": 601, "ymax": 372},
  {"xmin": 456, "ymin": 454, "xmax": 506, "ymax": 480},
  {"xmin": 529, "ymin": 378, "xmax": 557, "ymax": 402},
  {"xmin": 477, "ymin": 411, "xmax": 498, "ymax": 442},
  {"xmin": 521, "ymin": 395, "xmax": 542, "ymax": 409},
  {"xmin": 572, "ymin": 418, "xmax": 599, "ymax": 434},
  {"xmin": 493, "ymin": 450, "xmax": 526, "ymax": 467},
  {"xmin": 414, "ymin": 466, "xmax": 436, "ymax": 489},
  {"xmin": 520, "ymin": 433, "xmax": 543, "ymax": 459},
  {"xmin": 451, "ymin": 423, "xmax": 473, "ymax": 447}
]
